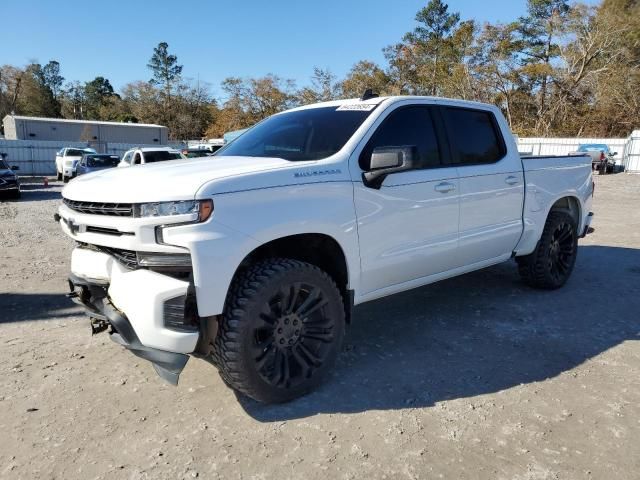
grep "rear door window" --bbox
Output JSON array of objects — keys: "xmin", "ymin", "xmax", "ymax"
[{"xmin": 442, "ymin": 107, "xmax": 505, "ymax": 165}]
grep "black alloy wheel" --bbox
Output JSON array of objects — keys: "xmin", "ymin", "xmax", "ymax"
[
  {"xmin": 212, "ymin": 258, "xmax": 345, "ymax": 403},
  {"xmin": 517, "ymin": 210, "xmax": 579, "ymax": 289},
  {"xmin": 251, "ymin": 281, "xmax": 337, "ymax": 389}
]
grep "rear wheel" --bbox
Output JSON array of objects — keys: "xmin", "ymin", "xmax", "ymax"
[
  {"xmin": 517, "ymin": 210, "xmax": 578, "ymax": 289},
  {"xmin": 600, "ymin": 162, "xmax": 607, "ymax": 175},
  {"xmin": 211, "ymin": 258, "xmax": 345, "ymax": 403}
]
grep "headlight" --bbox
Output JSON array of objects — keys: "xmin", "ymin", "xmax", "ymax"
[
  {"xmin": 65, "ymin": 160, "xmax": 74, "ymax": 166},
  {"xmin": 137, "ymin": 252, "xmax": 192, "ymax": 267},
  {"xmin": 134, "ymin": 199, "xmax": 213, "ymax": 222}
]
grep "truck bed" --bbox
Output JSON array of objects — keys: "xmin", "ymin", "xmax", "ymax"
[{"xmin": 514, "ymin": 153, "xmax": 593, "ymax": 256}]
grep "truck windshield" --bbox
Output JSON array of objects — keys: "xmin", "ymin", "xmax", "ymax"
[
  {"xmin": 217, "ymin": 106, "xmax": 375, "ymax": 161},
  {"xmin": 67, "ymin": 148, "xmax": 96, "ymax": 156},
  {"xmin": 87, "ymin": 155, "xmax": 120, "ymax": 167},
  {"xmin": 144, "ymin": 151, "xmax": 184, "ymax": 163},
  {"xmin": 578, "ymin": 144, "xmax": 609, "ymax": 152}
]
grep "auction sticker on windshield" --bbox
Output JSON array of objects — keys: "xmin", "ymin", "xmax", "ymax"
[{"xmin": 336, "ymin": 104, "xmax": 377, "ymax": 111}]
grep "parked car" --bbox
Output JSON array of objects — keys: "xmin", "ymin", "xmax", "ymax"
[
  {"xmin": 0, "ymin": 153, "xmax": 20, "ymax": 199},
  {"xmin": 189, "ymin": 140, "xmax": 224, "ymax": 154},
  {"xmin": 573, "ymin": 144, "xmax": 617, "ymax": 174},
  {"xmin": 76, "ymin": 154, "xmax": 121, "ymax": 176},
  {"xmin": 118, "ymin": 147, "xmax": 185, "ymax": 167},
  {"xmin": 58, "ymin": 95, "xmax": 594, "ymax": 403},
  {"xmin": 181, "ymin": 148, "xmax": 215, "ymax": 158},
  {"xmin": 55, "ymin": 147, "xmax": 98, "ymax": 182}
]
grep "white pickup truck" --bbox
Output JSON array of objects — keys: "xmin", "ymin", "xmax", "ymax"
[
  {"xmin": 55, "ymin": 147, "xmax": 97, "ymax": 182},
  {"xmin": 57, "ymin": 95, "xmax": 594, "ymax": 403}
]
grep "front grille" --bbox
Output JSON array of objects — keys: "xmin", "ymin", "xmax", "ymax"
[
  {"xmin": 79, "ymin": 243, "xmax": 138, "ymax": 269},
  {"xmin": 98, "ymin": 246, "xmax": 138, "ymax": 269},
  {"xmin": 64, "ymin": 198, "xmax": 133, "ymax": 217},
  {"xmin": 77, "ymin": 243, "xmax": 192, "ymax": 279}
]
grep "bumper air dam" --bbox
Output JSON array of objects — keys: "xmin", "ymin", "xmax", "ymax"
[{"xmin": 68, "ymin": 273, "xmax": 189, "ymax": 384}]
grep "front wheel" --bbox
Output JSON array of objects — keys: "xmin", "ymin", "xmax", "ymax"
[
  {"xmin": 211, "ymin": 258, "xmax": 345, "ymax": 403},
  {"xmin": 517, "ymin": 210, "xmax": 578, "ymax": 289}
]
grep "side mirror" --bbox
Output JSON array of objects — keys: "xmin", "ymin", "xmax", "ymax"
[
  {"xmin": 612, "ymin": 152, "xmax": 618, "ymax": 156},
  {"xmin": 363, "ymin": 146, "xmax": 417, "ymax": 189},
  {"xmin": 10, "ymin": 165, "xmax": 19, "ymax": 171}
]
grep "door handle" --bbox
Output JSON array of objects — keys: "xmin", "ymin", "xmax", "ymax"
[
  {"xmin": 435, "ymin": 182, "xmax": 455, "ymax": 193},
  {"xmin": 505, "ymin": 176, "xmax": 520, "ymax": 185}
]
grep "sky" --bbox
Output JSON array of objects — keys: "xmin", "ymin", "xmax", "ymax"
[{"xmin": 3, "ymin": 0, "xmax": 600, "ymax": 99}]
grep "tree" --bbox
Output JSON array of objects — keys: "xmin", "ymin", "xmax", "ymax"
[
  {"xmin": 341, "ymin": 60, "xmax": 391, "ymax": 98},
  {"xmin": 0, "ymin": 65, "xmax": 24, "ymax": 121},
  {"xmin": 205, "ymin": 75, "xmax": 296, "ymax": 138},
  {"xmin": 60, "ymin": 81, "xmax": 86, "ymax": 119},
  {"xmin": 402, "ymin": 0, "xmax": 462, "ymax": 95},
  {"xmin": 84, "ymin": 76, "xmax": 116, "ymax": 119},
  {"xmin": 147, "ymin": 42, "xmax": 183, "ymax": 95},
  {"xmin": 297, "ymin": 67, "xmax": 342, "ymax": 104},
  {"xmin": 517, "ymin": 0, "xmax": 572, "ymax": 133},
  {"xmin": 16, "ymin": 63, "xmax": 61, "ymax": 117},
  {"xmin": 147, "ymin": 42, "xmax": 184, "ymax": 129},
  {"xmin": 42, "ymin": 61, "xmax": 64, "ymax": 100},
  {"xmin": 170, "ymin": 81, "xmax": 215, "ymax": 140},
  {"xmin": 470, "ymin": 22, "xmax": 534, "ymax": 132}
]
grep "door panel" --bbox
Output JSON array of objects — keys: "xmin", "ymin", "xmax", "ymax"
[
  {"xmin": 456, "ymin": 164, "xmax": 524, "ymax": 266},
  {"xmin": 352, "ymin": 104, "xmax": 460, "ymax": 295},
  {"xmin": 439, "ymin": 106, "xmax": 525, "ymax": 267},
  {"xmin": 355, "ymin": 168, "xmax": 459, "ymax": 294}
]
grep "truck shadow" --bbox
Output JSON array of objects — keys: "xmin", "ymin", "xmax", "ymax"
[
  {"xmin": 0, "ymin": 293, "xmax": 82, "ymax": 323},
  {"xmin": 238, "ymin": 245, "xmax": 640, "ymax": 421}
]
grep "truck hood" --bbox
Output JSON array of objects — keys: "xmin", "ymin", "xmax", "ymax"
[{"xmin": 62, "ymin": 156, "xmax": 305, "ymax": 203}]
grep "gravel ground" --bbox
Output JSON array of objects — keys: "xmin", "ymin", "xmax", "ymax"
[{"xmin": 1, "ymin": 175, "xmax": 639, "ymax": 480}]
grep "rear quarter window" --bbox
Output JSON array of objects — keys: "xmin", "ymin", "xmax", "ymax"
[{"xmin": 443, "ymin": 107, "xmax": 506, "ymax": 165}]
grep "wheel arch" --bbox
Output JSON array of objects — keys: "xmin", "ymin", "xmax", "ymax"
[
  {"xmin": 548, "ymin": 195, "xmax": 582, "ymax": 227},
  {"xmin": 229, "ymin": 233, "xmax": 354, "ymax": 322}
]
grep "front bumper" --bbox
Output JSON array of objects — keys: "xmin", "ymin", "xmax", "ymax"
[
  {"xmin": 63, "ymin": 164, "xmax": 77, "ymax": 176},
  {"xmin": 68, "ymin": 273, "xmax": 189, "ymax": 384},
  {"xmin": 580, "ymin": 212, "xmax": 594, "ymax": 238},
  {"xmin": 0, "ymin": 179, "xmax": 19, "ymax": 191},
  {"xmin": 69, "ymin": 247, "xmax": 200, "ymax": 383}
]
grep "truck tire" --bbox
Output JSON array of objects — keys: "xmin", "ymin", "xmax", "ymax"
[
  {"xmin": 516, "ymin": 210, "xmax": 578, "ymax": 289},
  {"xmin": 211, "ymin": 258, "xmax": 345, "ymax": 403},
  {"xmin": 57, "ymin": 171, "xmax": 62, "ymax": 181},
  {"xmin": 63, "ymin": 175, "xmax": 69, "ymax": 183}
]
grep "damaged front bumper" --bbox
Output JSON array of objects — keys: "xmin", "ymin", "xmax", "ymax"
[{"xmin": 68, "ymin": 246, "xmax": 201, "ymax": 384}]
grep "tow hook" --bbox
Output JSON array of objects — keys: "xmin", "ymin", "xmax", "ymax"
[{"xmin": 90, "ymin": 317, "xmax": 109, "ymax": 335}]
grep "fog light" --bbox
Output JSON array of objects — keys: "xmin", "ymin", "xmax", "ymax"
[{"xmin": 163, "ymin": 295, "xmax": 198, "ymax": 332}]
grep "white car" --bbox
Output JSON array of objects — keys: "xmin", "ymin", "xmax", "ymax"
[
  {"xmin": 118, "ymin": 147, "xmax": 185, "ymax": 167},
  {"xmin": 57, "ymin": 95, "xmax": 594, "ymax": 403},
  {"xmin": 55, "ymin": 147, "xmax": 97, "ymax": 182},
  {"xmin": 189, "ymin": 140, "xmax": 224, "ymax": 154}
]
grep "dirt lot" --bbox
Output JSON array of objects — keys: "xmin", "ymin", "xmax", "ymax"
[{"xmin": 1, "ymin": 175, "xmax": 639, "ymax": 480}]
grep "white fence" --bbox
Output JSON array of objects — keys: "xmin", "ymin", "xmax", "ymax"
[
  {"xmin": 3, "ymin": 132, "xmax": 640, "ymax": 175},
  {"xmin": 517, "ymin": 130, "xmax": 640, "ymax": 173},
  {"xmin": 0, "ymin": 139, "xmax": 185, "ymax": 175}
]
